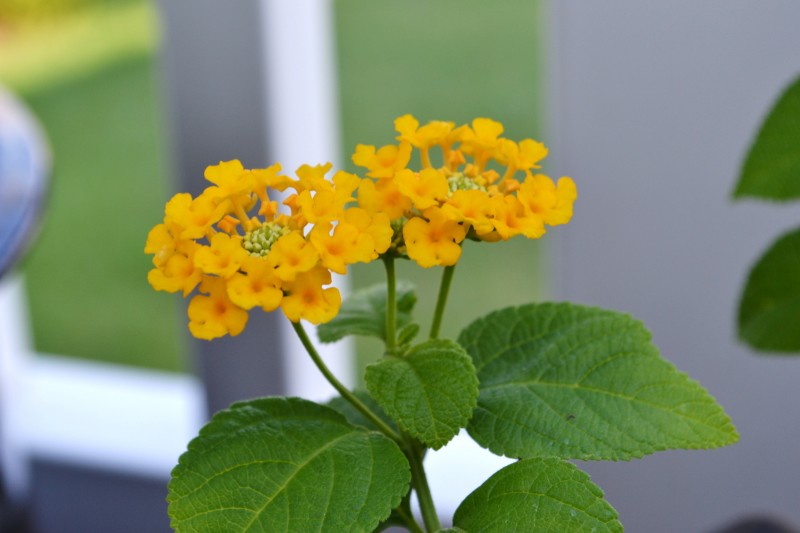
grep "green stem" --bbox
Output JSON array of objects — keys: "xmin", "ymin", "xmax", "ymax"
[
  {"xmin": 383, "ymin": 256, "xmax": 398, "ymax": 351},
  {"xmin": 428, "ymin": 265, "xmax": 456, "ymax": 340},
  {"xmin": 406, "ymin": 437, "xmax": 440, "ymax": 532},
  {"xmin": 394, "ymin": 504, "xmax": 425, "ymax": 533},
  {"xmin": 290, "ymin": 321, "xmax": 402, "ymax": 443}
]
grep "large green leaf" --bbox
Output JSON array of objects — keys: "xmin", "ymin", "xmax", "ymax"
[
  {"xmin": 168, "ymin": 397, "xmax": 410, "ymax": 532},
  {"xmin": 453, "ymin": 458, "xmax": 622, "ymax": 533},
  {"xmin": 365, "ymin": 339, "xmax": 478, "ymax": 449},
  {"xmin": 317, "ymin": 281, "xmax": 417, "ymax": 343},
  {"xmin": 738, "ymin": 226, "xmax": 800, "ymax": 352},
  {"xmin": 734, "ymin": 75, "xmax": 800, "ymax": 200},
  {"xmin": 458, "ymin": 303, "xmax": 738, "ymax": 461}
]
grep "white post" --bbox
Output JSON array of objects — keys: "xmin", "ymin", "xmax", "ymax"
[{"xmin": 260, "ymin": 0, "xmax": 353, "ymax": 401}]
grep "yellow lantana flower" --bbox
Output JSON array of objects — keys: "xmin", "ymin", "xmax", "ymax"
[
  {"xmin": 441, "ymin": 189, "xmax": 494, "ymax": 236},
  {"xmin": 358, "ymin": 177, "xmax": 412, "ymax": 220},
  {"xmin": 403, "ymin": 207, "xmax": 467, "ymax": 268},
  {"xmin": 147, "ymin": 159, "xmax": 393, "ymax": 339},
  {"xmin": 226, "ymin": 258, "xmax": 282, "ymax": 311},
  {"xmin": 147, "ymin": 246, "xmax": 202, "ymax": 297},
  {"xmin": 342, "ymin": 208, "xmax": 393, "ymax": 256},
  {"xmin": 188, "ymin": 278, "xmax": 249, "ymax": 340},
  {"xmin": 165, "ymin": 193, "xmax": 226, "ymax": 240},
  {"xmin": 490, "ymin": 194, "xmax": 546, "ymax": 240},
  {"xmin": 395, "ymin": 114, "xmax": 455, "ymax": 168},
  {"xmin": 460, "ymin": 118, "xmax": 504, "ymax": 170},
  {"xmin": 352, "ymin": 143, "xmax": 412, "ymax": 179},
  {"xmin": 147, "ymin": 117, "xmax": 576, "ymax": 339},
  {"xmin": 394, "ymin": 168, "xmax": 449, "ymax": 211},
  {"xmin": 281, "ymin": 267, "xmax": 342, "ymax": 324},
  {"xmin": 193, "ymin": 233, "xmax": 248, "ymax": 278},
  {"xmin": 266, "ymin": 231, "xmax": 320, "ymax": 282},
  {"xmin": 518, "ymin": 173, "xmax": 577, "ymax": 226}
]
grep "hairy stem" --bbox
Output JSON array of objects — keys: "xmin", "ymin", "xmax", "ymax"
[
  {"xmin": 394, "ymin": 503, "xmax": 425, "ymax": 533},
  {"xmin": 290, "ymin": 321, "xmax": 402, "ymax": 443},
  {"xmin": 429, "ymin": 264, "xmax": 456, "ymax": 340},
  {"xmin": 383, "ymin": 256, "xmax": 398, "ymax": 351},
  {"xmin": 406, "ymin": 437, "xmax": 440, "ymax": 532}
]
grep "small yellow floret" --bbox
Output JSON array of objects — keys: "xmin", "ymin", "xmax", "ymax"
[
  {"xmin": 352, "ymin": 143, "xmax": 412, "ymax": 179},
  {"xmin": 165, "ymin": 193, "xmax": 227, "ymax": 240},
  {"xmin": 281, "ymin": 267, "xmax": 341, "ymax": 324},
  {"xmin": 226, "ymin": 259, "xmax": 282, "ymax": 311},
  {"xmin": 267, "ymin": 232, "xmax": 320, "ymax": 282},
  {"xmin": 394, "ymin": 168, "xmax": 449, "ymax": 210},
  {"xmin": 193, "ymin": 233, "xmax": 248, "ymax": 278},
  {"xmin": 518, "ymin": 173, "xmax": 577, "ymax": 226},
  {"xmin": 188, "ymin": 278, "xmax": 248, "ymax": 340},
  {"xmin": 358, "ymin": 178, "xmax": 412, "ymax": 220},
  {"xmin": 442, "ymin": 190, "xmax": 494, "ymax": 235},
  {"xmin": 403, "ymin": 208, "xmax": 467, "ymax": 268}
]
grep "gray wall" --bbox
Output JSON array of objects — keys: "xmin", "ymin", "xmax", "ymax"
[
  {"xmin": 550, "ymin": 3, "xmax": 800, "ymax": 532},
  {"xmin": 157, "ymin": 0, "xmax": 289, "ymax": 413}
]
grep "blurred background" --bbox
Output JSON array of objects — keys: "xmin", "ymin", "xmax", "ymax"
[
  {"xmin": 1, "ymin": 0, "xmax": 546, "ymax": 375},
  {"xmin": 1, "ymin": 0, "xmax": 800, "ymax": 532}
]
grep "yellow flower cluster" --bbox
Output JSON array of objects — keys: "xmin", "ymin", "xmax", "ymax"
[
  {"xmin": 145, "ymin": 115, "xmax": 576, "ymax": 339},
  {"xmin": 353, "ymin": 115, "xmax": 577, "ymax": 267},
  {"xmin": 145, "ymin": 160, "xmax": 392, "ymax": 339}
]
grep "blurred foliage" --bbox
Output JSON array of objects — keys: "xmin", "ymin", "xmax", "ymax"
[
  {"xmin": 734, "ymin": 74, "xmax": 800, "ymax": 354},
  {"xmin": 0, "ymin": 0, "xmax": 137, "ymax": 25}
]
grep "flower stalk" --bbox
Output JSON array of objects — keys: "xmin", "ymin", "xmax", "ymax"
[
  {"xmin": 429, "ymin": 264, "xmax": 456, "ymax": 339},
  {"xmin": 384, "ymin": 255, "xmax": 398, "ymax": 351},
  {"xmin": 405, "ymin": 436, "xmax": 441, "ymax": 532},
  {"xmin": 291, "ymin": 321, "xmax": 402, "ymax": 444}
]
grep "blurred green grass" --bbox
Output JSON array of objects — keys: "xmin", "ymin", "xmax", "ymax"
[
  {"xmin": 6, "ymin": 0, "xmax": 546, "ymax": 372},
  {"xmin": 20, "ymin": 55, "xmax": 185, "ymax": 372}
]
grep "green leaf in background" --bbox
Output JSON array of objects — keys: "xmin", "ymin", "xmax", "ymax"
[
  {"xmin": 738, "ymin": 226, "xmax": 800, "ymax": 352},
  {"xmin": 453, "ymin": 458, "xmax": 622, "ymax": 533},
  {"xmin": 168, "ymin": 397, "xmax": 410, "ymax": 533},
  {"xmin": 458, "ymin": 303, "xmax": 738, "ymax": 461},
  {"xmin": 733, "ymin": 75, "xmax": 800, "ymax": 200},
  {"xmin": 317, "ymin": 281, "xmax": 417, "ymax": 343},
  {"xmin": 397, "ymin": 322, "xmax": 421, "ymax": 346},
  {"xmin": 365, "ymin": 339, "xmax": 479, "ymax": 449}
]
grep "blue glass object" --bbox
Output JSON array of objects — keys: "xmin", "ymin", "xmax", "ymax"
[{"xmin": 0, "ymin": 87, "xmax": 50, "ymax": 279}]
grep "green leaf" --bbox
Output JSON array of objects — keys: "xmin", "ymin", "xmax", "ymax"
[
  {"xmin": 373, "ymin": 510, "xmax": 408, "ymax": 532},
  {"xmin": 168, "ymin": 397, "xmax": 410, "ymax": 533},
  {"xmin": 327, "ymin": 390, "xmax": 399, "ymax": 434},
  {"xmin": 734, "ymin": 75, "xmax": 800, "ymax": 200},
  {"xmin": 397, "ymin": 322, "xmax": 421, "ymax": 346},
  {"xmin": 318, "ymin": 281, "xmax": 417, "ymax": 343},
  {"xmin": 738, "ymin": 226, "xmax": 800, "ymax": 352},
  {"xmin": 458, "ymin": 303, "xmax": 738, "ymax": 461},
  {"xmin": 366, "ymin": 339, "xmax": 479, "ymax": 449},
  {"xmin": 453, "ymin": 458, "xmax": 622, "ymax": 533}
]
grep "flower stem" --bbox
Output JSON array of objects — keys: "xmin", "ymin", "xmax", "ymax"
[
  {"xmin": 290, "ymin": 321, "xmax": 402, "ymax": 443},
  {"xmin": 428, "ymin": 265, "xmax": 456, "ymax": 339},
  {"xmin": 394, "ymin": 502, "xmax": 425, "ymax": 533},
  {"xmin": 406, "ymin": 437, "xmax": 440, "ymax": 531},
  {"xmin": 383, "ymin": 256, "xmax": 397, "ymax": 351}
]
